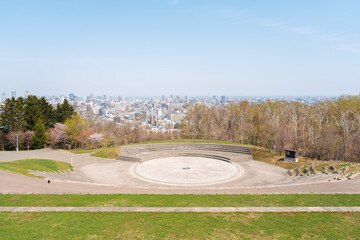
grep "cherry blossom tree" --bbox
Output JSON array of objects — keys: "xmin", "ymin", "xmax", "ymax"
[
  {"xmin": 48, "ymin": 123, "xmax": 69, "ymax": 148},
  {"xmin": 74, "ymin": 129, "xmax": 93, "ymax": 149},
  {"xmin": 6, "ymin": 130, "xmax": 25, "ymax": 150},
  {"xmin": 89, "ymin": 133, "xmax": 103, "ymax": 148},
  {"xmin": 24, "ymin": 131, "xmax": 35, "ymax": 150}
]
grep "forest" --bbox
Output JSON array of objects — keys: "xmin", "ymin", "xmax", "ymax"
[
  {"xmin": 181, "ymin": 95, "xmax": 360, "ymax": 162},
  {"xmin": 0, "ymin": 96, "xmax": 75, "ymax": 150}
]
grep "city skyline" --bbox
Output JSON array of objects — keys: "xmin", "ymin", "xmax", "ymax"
[
  {"xmin": 1, "ymin": 1, "xmax": 360, "ymax": 96},
  {"xmin": 1, "ymin": 90, "xmax": 340, "ymax": 99}
]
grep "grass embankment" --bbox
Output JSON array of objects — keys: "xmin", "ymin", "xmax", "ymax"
[
  {"xmin": 90, "ymin": 146, "xmax": 119, "ymax": 159},
  {"xmin": 1, "ymin": 194, "xmax": 359, "ymax": 207},
  {"xmin": 250, "ymin": 146, "xmax": 360, "ymax": 173},
  {"xmin": 67, "ymin": 146, "xmax": 119, "ymax": 159},
  {"xmin": 249, "ymin": 146, "xmax": 313, "ymax": 170},
  {"xmin": 1, "ymin": 212, "xmax": 359, "ymax": 239},
  {"xmin": 0, "ymin": 159, "xmax": 72, "ymax": 178}
]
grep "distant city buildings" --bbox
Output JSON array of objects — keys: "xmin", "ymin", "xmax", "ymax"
[
  {"xmin": 69, "ymin": 93, "xmax": 75, "ymax": 101},
  {"xmin": 221, "ymin": 96, "xmax": 225, "ymax": 104},
  {"xmin": 0, "ymin": 91, "xmax": 339, "ymax": 132}
]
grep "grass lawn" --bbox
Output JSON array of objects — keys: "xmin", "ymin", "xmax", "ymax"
[
  {"xmin": 0, "ymin": 159, "xmax": 73, "ymax": 178},
  {"xmin": 1, "ymin": 194, "xmax": 359, "ymax": 207},
  {"xmin": 1, "ymin": 212, "xmax": 359, "ymax": 239}
]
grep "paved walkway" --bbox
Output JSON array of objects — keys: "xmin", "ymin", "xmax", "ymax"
[
  {"xmin": 1, "ymin": 149, "xmax": 359, "ymax": 194},
  {"xmin": 1, "ymin": 206, "xmax": 360, "ymax": 212},
  {"xmin": 1, "ymin": 170, "xmax": 360, "ymax": 194}
]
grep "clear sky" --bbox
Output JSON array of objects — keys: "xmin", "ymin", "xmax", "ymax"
[{"xmin": 1, "ymin": 0, "xmax": 360, "ymax": 97}]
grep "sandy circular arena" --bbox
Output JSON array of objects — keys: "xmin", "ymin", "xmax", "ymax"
[{"xmin": 132, "ymin": 157, "xmax": 243, "ymax": 185}]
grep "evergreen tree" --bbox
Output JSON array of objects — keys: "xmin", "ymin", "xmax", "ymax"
[
  {"xmin": 31, "ymin": 120, "xmax": 47, "ymax": 149},
  {"xmin": 56, "ymin": 99, "xmax": 75, "ymax": 123},
  {"xmin": 0, "ymin": 97, "xmax": 25, "ymax": 132},
  {"xmin": 23, "ymin": 95, "xmax": 56, "ymax": 130},
  {"xmin": 24, "ymin": 95, "xmax": 42, "ymax": 131},
  {"xmin": 38, "ymin": 97, "xmax": 56, "ymax": 128}
]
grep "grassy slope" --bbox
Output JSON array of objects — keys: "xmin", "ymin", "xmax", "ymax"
[
  {"xmin": 67, "ymin": 146, "xmax": 119, "ymax": 158},
  {"xmin": 0, "ymin": 159, "xmax": 72, "ymax": 178},
  {"xmin": 1, "ymin": 194, "xmax": 359, "ymax": 207},
  {"xmin": 90, "ymin": 146, "xmax": 119, "ymax": 159},
  {"xmin": 1, "ymin": 212, "xmax": 359, "ymax": 239}
]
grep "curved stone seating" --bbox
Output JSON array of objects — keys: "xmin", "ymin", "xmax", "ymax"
[{"xmin": 116, "ymin": 143, "xmax": 252, "ymax": 163}]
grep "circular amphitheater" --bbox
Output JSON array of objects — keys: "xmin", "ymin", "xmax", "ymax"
[
  {"xmin": 9, "ymin": 142, "xmax": 342, "ymax": 191},
  {"xmin": 118, "ymin": 143, "xmax": 251, "ymax": 186}
]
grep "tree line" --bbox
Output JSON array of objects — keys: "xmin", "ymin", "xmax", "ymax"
[
  {"xmin": 0, "ymin": 95, "xmax": 177, "ymax": 150},
  {"xmin": 0, "ymin": 96, "xmax": 75, "ymax": 150},
  {"xmin": 180, "ymin": 95, "xmax": 360, "ymax": 162},
  {"xmin": 2, "ymin": 94, "xmax": 359, "ymax": 163}
]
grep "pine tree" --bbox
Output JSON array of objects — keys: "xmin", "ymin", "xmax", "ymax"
[
  {"xmin": 38, "ymin": 97, "xmax": 56, "ymax": 128},
  {"xmin": 0, "ymin": 97, "xmax": 25, "ymax": 132},
  {"xmin": 24, "ymin": 95, "xmax": 56, "ymax": 130},
  {"xmin": 31, "ymin": 120, "xmax": 47, "ymax": 149},
  {"xmin": 56, "ymin": 99, "xmax": 75, "ymax": 123},
  {"xmin": 24, "ymin": 95, "xmax": 42, "ymax": 131}
]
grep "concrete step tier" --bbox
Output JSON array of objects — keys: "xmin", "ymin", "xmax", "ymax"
[
  {"xmin": 116, "ymin": 143, "xmax": 251, "ymax": 162},
  {"xmin": 120, "ymin": 143, "xmax": 250, "ymax": 154}
]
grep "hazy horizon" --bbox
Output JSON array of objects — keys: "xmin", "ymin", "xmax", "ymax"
[{"xmin": 1, "ymin": 0, "xmax": 360, "ymax": 96}]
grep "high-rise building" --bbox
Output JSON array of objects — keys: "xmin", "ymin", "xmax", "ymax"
[
  {"xmin": 221, "ymin": 96, "xmax": 226, "ymax": 104},
  {"xmin": 25, "ymin": 90, "xmax": 30, "ymax": 98},
  {"xmin": 11, "ymin": 91, "xmax": 16, "ymax": 98},
  {"xmin": 69, "ymin": 93, "xmax": 75, "ymax": 101},
  {"xmin": 149, "ymin": 114, "xmax": 155, "ymax": 126},
  {"xmin": 1, "ymin": 93, "xmax": 6, "ymax": 102},
  {"xmin": 185, "ymin": 96, "xmax": 190, "ymax": 104}
]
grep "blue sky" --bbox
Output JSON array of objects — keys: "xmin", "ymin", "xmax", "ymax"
[{"xmin": 1, "ymin": 0, "xmax": 360, "ymax": 97}]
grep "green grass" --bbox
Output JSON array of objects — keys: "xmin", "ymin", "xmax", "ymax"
[
  {"xmin": 1, "ymin": 194, "xmax": 359, "ymax": 207},
  {"xmin": 0, "ymin": 159, "xmax": 73, "ymax": 178},
  {"xmin": 1, "ymin": 212, "xmax": 359, "ymax": 239},
  {"xmin": 67, "ymin": 149, "xmax": 97, "ymax": 154},
  {"xmin": 90, "ymin": 146, "xmax": 119, "ymax": 159},
  {"xmin": 67, "ymin": 146, "xmax": 120, "ymax": 159}
]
